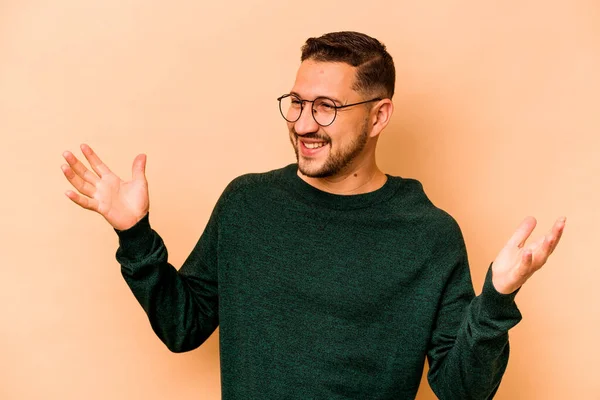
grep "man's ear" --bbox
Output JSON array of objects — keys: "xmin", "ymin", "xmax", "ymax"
[{"xmin": 370, "ymin": 99, "xmax": 394, "ymax": 138}]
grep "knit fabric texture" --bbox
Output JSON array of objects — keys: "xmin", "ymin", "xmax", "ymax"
[{"xmin": 115, "ymin": 163, "xmax": 522, "ymax": 399}]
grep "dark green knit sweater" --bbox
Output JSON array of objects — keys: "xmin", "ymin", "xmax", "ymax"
[{"xmin": 115, "ymin": 163, "xmax": 522, "ymax": 399}]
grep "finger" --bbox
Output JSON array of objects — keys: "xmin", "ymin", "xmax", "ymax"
[
  {"xmin": 63, "ymin": 150, "xmax": 99, "ymax": 185},
  {"xmin": 132, "ymin": 154, "xmax": 147, "ymax": 181},
  {"xmin": 64, "ymin": 189, "xmax": 98, "ymax": 212},
  {"xmin": 526, "ymin": 234, "xmax": 547, "ymax": 254},
  {"xmin": 507, "ymin": 216, "xmax": 537, "ymax": 248},
  {"xmin": 527, "ymin": 230, "xmax": 560, "ymax": 271},
  {"xmin": 515, "ymin": 248, "xmax": 534, "ymax": 280},
  {"xmin": 61, "ymin": 164, "xmax": 95, "ymax": 197},
  {"xmin": 533, "ymin": 235, "xmax": 553, "ymax": 268},
  {"xmin": 547, "ymin": 217, "xmax": 566, "ymax": 255},
  {"xmin": 80, "ymin": 144, "xmax": 113, "ymax": 178}
]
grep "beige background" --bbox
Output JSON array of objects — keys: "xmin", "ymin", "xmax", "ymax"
[{"xmin": 1, "ymin": 0, "xmax": 598, "ymax": 399}]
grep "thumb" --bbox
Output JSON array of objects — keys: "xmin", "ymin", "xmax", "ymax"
[{"xmin": 132, "ymin": 153, "xmax": 147, "ymax": 181}]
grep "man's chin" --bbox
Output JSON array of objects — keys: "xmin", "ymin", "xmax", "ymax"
[{"xmin": 298, "ymin": 160, "xmax": 333, "ymax": 179}]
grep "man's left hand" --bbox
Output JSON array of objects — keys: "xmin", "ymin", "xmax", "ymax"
[{"xmin": 491, "ymin": 216, "xmax": 566, "ymax": 294}]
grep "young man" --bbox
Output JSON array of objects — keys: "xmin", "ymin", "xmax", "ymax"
[{"xmin": 61, "ymin": 31, "xmax": 565, "ymax": 399}]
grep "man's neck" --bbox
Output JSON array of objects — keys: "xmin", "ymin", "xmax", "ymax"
[{"xmin": 297, "ymin": 163, "xmax": 387, "ymax": 195}]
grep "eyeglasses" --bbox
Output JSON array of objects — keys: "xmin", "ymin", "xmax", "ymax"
[{"xmin": 277, "ymin": 93, "xmax": 382, "ymax": 127}]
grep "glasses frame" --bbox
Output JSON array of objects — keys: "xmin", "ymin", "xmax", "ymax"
[{"xmin": 277, "ymin": 93, "xmax": 382, "ymax": 127}]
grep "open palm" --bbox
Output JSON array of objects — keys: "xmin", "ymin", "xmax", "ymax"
[
  {"xmin": 61, "ymin": 144, "xmax": 149, "ymax": 231},
  {"xmin": 492, "ymin": 216, "xmax": 566, "ymax": 294}
]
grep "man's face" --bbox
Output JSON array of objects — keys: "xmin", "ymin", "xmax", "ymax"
[{"xmin": 287, "ymin": 60, "xmax": 372, "ymax": 178}]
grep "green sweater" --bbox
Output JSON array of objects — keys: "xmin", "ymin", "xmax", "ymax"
[{"xmin": 115, "ymin": 163, "xmax": 522, "ymax": 399}]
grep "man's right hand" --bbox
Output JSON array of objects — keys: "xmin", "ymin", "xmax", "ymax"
[{"xmin": 61, "ymin": 143, "xmax": 150, "ymax": 231}]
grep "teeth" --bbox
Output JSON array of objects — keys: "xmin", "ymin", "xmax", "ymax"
[{"xmin": 304, "ymin": 142, "xmax": 326, "ymax": 149}]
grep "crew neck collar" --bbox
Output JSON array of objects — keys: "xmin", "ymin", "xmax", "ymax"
[{"xmin": 281, "ymin": 163, "xmax": 401, "ymax": 210}]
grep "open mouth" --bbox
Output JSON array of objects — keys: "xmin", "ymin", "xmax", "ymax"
[
  {"xmin": 299, "ymin": 140, "xmax": 329, "ymax": 156},
  {"xmin": 303, "ymin": 142, "xmax": 327, "ymax": 149}
]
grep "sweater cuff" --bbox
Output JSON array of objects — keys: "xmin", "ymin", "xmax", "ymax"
[
  {"xmin": 480, "ymin": 263, "xmax": 522, "ymax": 323},
  {"xmin": 114, "ymin": 213, "xmax": 155, "ymax": 257}
]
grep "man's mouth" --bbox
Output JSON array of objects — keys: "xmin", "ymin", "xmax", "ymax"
[
  {"xmin": 303, "ymin": 142, "xmax": 327, "ymax": 149},
  {"xmin": 297, "ymin": 139, "xmax": 330, "ymax": 157}
]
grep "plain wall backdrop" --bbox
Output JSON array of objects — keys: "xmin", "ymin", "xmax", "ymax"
[{"xmin": 1, "ymin": 0, "xmax": 598, "ymax": 398}]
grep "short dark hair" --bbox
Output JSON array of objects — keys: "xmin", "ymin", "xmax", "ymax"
[{"xmin": 301, "ymin": 31, "xmax": 396, "ymax": 99}]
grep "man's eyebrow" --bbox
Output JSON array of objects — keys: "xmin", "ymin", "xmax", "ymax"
[{"xmin": 289, "ymin": 91, "xmax": 343, "ymax": 105}]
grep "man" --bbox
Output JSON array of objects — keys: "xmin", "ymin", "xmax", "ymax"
[{"xmin": 61, "ymin": 31, "xmax": 565, "ymax": 399}]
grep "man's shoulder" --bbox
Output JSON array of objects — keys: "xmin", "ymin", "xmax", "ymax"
[
  {"xmin": 218, "ymin": 164, "xmax": 294, "ymax": 204},
  {"xmin": 386, "ymin": 174, "xmax": 461, "ymax": 235}
]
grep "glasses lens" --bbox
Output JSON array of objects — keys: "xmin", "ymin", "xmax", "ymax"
[
  {"xmin": 279, "ymin": 95, "xmax": 302, "ymax": 122},
  {"xmin": 312, "ymin": 97, "xmax": 337, "ymax": 126}
]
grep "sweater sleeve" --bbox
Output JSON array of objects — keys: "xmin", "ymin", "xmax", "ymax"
[
  {"xmin": 426, "ymin": 225, "xmax": 522, "ymax": 399},
  {"xmin": 115, "ymin": 184, "xmax": 232, "ymax": 353}
]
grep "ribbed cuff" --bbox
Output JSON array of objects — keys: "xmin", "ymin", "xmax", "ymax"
[
  {"xmin": 114, "ymin": 213, "xmax": 155, "ymax": 257},
  {"xmin": 480, "ymin": 263, "xmax": 522, "ymax": 323}
]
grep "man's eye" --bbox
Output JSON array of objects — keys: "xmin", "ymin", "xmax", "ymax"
[
  {"xmin": 291, "ymin": 100, "xmax": 302, "ymax": 105},
  {"xmin": 317, "ymin": 103, "xmax": 335, "ymax": 111}
]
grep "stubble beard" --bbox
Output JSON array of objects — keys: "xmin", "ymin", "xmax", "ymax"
[{"xmin": 290, "ymin": 121, "xmax": 370, "ymax": 178}]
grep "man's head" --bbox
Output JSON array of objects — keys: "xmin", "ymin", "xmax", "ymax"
[
  {"xmin": 301, "ymin": 31, "xmax": 395, "ymax": 100},
  {"xmin": 283, "ymin": 31, "xmax": 395, "ymax": 178}
]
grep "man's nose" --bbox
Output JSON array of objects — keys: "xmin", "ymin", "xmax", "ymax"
[{"xmin": 294, "ymin": 104, "xmax": 319, "ymax": 136}]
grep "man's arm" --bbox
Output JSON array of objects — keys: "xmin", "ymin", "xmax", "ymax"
[
  {"xmin": 61, "ymin": 143, "xmax": 227, "ymax": 353},
  {"xmin": 114, "ymin": 176, "xmax": 241, "ymax": 352},
  {"xmin": 426, "ymin": 259, "xmax": 521, "ymax": 399},
  {"xmin": 426, "ymin": 216, "xmax": 565, "ymax": 399},
  {"xmin": 115, "ymin": 210, "xmax": 220, "ymax": 353}
]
